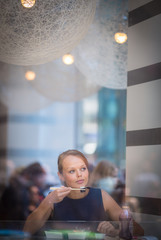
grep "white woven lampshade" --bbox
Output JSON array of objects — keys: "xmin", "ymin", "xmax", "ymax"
[
  {"xmin": 0, "ymin": 62, "xmax": 52, "ymax": 113},
  {"xmin": 0, "ymin": 0, "xmax": 96, "ymax": 66},
  {"xmin": 28, "ymin": 58, "xmax": 100, "ymax": 102},
  {"xmin": 72, "ymin": 0, "xmax": 128, "ymax": 89}
]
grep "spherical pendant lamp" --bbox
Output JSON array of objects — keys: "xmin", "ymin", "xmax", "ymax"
[
  {"xmin": 72, "ymin": 0, "xmax": 128, "ymax": 89},
  {"xmin": 28, "ymin": 58, "xmax": 100, "ymax": 102},
  {"xmin": 0, "ymin": 62, "xmax": 52, "ymax": 113},
  {"xmin": 0, "ymin": 0, "xmax": 96, "ymax": 66}
]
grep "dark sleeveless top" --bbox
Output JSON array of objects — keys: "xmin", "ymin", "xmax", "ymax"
[{"xmin": 52, "ymin": 188, "xmax": 110, "ymax": 221}]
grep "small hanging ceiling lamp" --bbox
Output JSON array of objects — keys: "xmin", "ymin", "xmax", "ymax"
[
  {"xmin": 21, "ymin": 0, "xmax": 36, "ymax": 8},
  {"xmin": 62, "ymin": 54, "xmax": 74, "ymax": 65},
  {"xmin": 0, "ymin": 62, "xmax": 52, "ymax": 113},
  {"xmin": 29, "ymin": 58, "xmax": 100, "ymax": 102},
  {"xmin": 73, "ymin": 0, "xmax": 128, "ymax": 89},
  {"xmin": 25, "ymin": 71, "xmax": 36, "ymax": 80},
  {"xmin": 114, "ymin": 32, "xmax": 127, "ymax": 44}
]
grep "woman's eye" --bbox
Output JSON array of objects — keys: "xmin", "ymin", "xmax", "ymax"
[
  {"xmin": 81, "ymin": 167, "xmax": 86, "ymax": 172},
  {"xmin": 69, "ymin": 170, "xmax": 75, "ymax": 174}
]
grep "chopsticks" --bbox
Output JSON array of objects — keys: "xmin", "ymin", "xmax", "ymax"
[{"xmin": 49, "ymin": 187, "xmax": 88, "ymax": 191}]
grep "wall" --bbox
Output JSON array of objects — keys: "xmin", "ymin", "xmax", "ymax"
[{"xmin": 127, "ymin": 0, "xmax": 161, "ymax": 215}]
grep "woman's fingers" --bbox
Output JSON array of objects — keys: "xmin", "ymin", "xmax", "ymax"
[
  {"xmin": 57, "ymin": 187, "xmax": 71, "ymax": 199},
  {"xmin": 97, "ymin": 221, "xmax": 109, "ymax": 233},
  {"xmin": 59, "ymin": 186, "xmax": 72, "ymax": 192},
  {"xmin": 97, "ymin": 221, "xmax": 119, "ymax": 237},
  {"xmin": 49, "ymin": 186, "xmax": 71, "ymax": 203}
]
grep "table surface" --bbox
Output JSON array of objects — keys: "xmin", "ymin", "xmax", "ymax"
[{"xmin": 0, "ymin": 221, "xmax": 159, "ymax": 240}]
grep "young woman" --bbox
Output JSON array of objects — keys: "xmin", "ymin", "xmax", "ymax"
[{"xmin": 23, "ymin": 149, "xmax": 143, "ymax": 237}]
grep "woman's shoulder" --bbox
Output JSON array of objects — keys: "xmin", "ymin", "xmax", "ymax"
[
  {"xmin": 89, "ymin": 187, "xmax": 109, "ymax": 201},
  {"xmin": 101, "ymin": 189, "xmax": 116, "ymax": 209},
  {"xmin": 101, "ymin": 189, "xmax": 122, "ymax": 217},
  {"xmin": 89, "ymin": 187, "xmax": 111, "ymax": 197},
  {"xmin": 85, "ymin": 187, "xmax": 101, "ymax": 199},
  {"xmin": 101, "ymin": 188, "xmax": 110, "ymax": 196},
  {"xmin": 101, "ymin": 189, "xmax": 114, "ymax": 201}
]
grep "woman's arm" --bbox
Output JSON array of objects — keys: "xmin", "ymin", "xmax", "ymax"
[
  {"xmin": 23, "ymin": 195, "xmax": 53, "ymax": 235},
  {"xmin": 101, "ymin": 189, "xmax": 122, "ymax": 220},
  {"xmin": 101, "ymin": 190, "xmax": 144, "ymax": 237},
  {"xmin": 97, "ymin": 190, "xmax": 122, "ymax": 236},
  {"xmin": 23, "ymin": 186, "xmax": 71, "ymax": 235}
]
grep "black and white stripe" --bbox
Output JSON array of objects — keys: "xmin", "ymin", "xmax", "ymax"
[{"xmin": 126, "ymin": 0, "xmax": 161, "ymax": 215}]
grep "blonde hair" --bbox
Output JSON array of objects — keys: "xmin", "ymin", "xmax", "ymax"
[{"xmin": 58, "ymin": 149, "xmax": 89, "ymax": 173}]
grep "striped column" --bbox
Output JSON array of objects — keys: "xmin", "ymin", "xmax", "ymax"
[{"xmin": 126, "ymin": 0, "xmax": 161, "ymax": 215}]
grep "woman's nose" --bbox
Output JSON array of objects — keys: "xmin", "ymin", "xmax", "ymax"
[{"xmin": 77, "ymin": 170, "xmax": 82, "ymax": 177}]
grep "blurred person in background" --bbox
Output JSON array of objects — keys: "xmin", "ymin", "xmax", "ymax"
[
  {"xmin": 20, "ymin": 162, "xmax": 47, "ymax": 201},
  {"xmin": 28, "ymin": 185, "xmax": 41, "ymax": 214},
  {"xmin": 88, "ymin": 161, "xmax": 126, "ymax": 207},
  {"xmin": 88, "ymin": 160, "xmax": 119, "ymax": 195},
  {"xmin": 112, "ymin": 168, "xmax": 126, "ymax": 206},
  {"xmin": 0, "ymin": 162, "xmax": 46, "ymax": 221}
]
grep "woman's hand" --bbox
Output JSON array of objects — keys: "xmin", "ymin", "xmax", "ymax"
[
  {"xmin": 46, "ymin": 186, "xmax": 71, "ymax": 207},
  {"xmin": 97, "ymin": 221, "xmax": 119, "ymax": 237},
  {"xmin": 23, "ymin": 186, "xmax": 71, "ymax": 235}
]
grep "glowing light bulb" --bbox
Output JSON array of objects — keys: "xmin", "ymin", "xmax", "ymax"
[
  {"xmin": 21, "ymin": 0, "xmax": 36, "ymax": 8},
  {"xmin": 114, "ymin": 32, "xmax": 127, "ymax": 44},
  {"xmin": 25, "ymin": 71, "xmax": 36, "ymax": 81},
  {"xmin": 62, "ymin": 54, "xmax": 74, "ymax": 65}
]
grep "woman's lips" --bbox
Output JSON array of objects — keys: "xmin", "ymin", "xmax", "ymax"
[{"xmin": 76, "ymin": 180, "xmax": 84, "ymax": 184}]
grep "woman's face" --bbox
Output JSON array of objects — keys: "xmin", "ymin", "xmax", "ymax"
[{"xmin": 58, "ymin": 155, "xmax": 89, "ymax": 188}]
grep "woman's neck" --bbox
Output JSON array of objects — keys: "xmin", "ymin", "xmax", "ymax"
[{"xmin": 67, "ymin": 188, "xmax": 89, "ymax": 199}]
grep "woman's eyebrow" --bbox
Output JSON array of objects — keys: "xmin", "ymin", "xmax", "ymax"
[
  {"xmin": 66, "ymin": 164, "xmax": 86, "ymax": 170},
  {"xmin": 65, "ymin": 166, "xmax": 75, "ymax": 170}
]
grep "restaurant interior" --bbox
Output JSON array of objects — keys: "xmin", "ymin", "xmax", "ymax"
[{"xmin": 0, "ymin": 0, "xmax": 161, "ymax": 239}]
